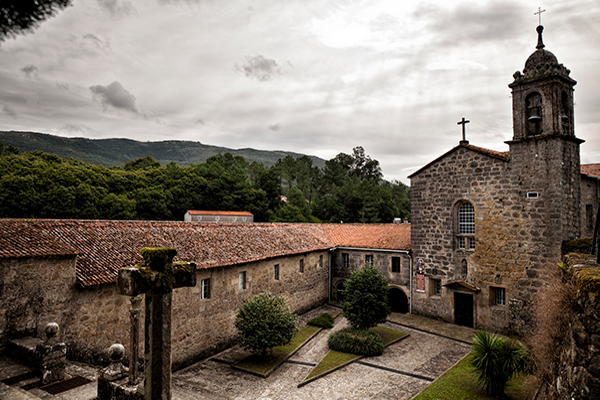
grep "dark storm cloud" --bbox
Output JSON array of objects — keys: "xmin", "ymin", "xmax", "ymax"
[
  {"xmin": 21, "ymin": 64, "xmax": 38, "ymax": 78},
  {"xmin": 416, "ymin": 2, "xmax": 527, "ymax": 46},
  {"xmin": 1, "ymin": 104, "xmax": 17, "ymax": 118},
  {"xmin": 89, "ymin": 81, "xmax": 139, "ymax": 114},
  {"xmin": 236, "ymin": 55, "xmax": 281, "ymax": 82},
  {"xmin": 56, "ymin": 82, "xmax": 70, "ymax": 91},
  {"xmin": 96, "ymin": 0, "xmax": 135, "ymax": 16},
  {"xmin": 268, "ymin": 123, "xmax": 281, "ymax": 131},
  {"xmin": 195, "ymin": 118, "xmax": 205, "ymax": 125}
]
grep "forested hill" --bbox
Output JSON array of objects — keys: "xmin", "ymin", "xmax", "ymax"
[
  {"xmin": 0, "ymin": 146, "xmax": 410, "ymax": 223},
  {"xmin": 0, "ymin": 131, "xmax": 326, "ymax": 168}
]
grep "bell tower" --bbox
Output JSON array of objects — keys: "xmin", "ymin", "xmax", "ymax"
[
  {"xmin": 507, "ymin": 24, "xmax": 584, "ymax": 250},
  {"xmin": 509, "ymin": 25, "xmax": 578, "ymax": 141}
]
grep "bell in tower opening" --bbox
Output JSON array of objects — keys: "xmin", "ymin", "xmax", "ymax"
[{"xmin": 526, "ymin": 92, "xmax": 543, "ymax": 136}]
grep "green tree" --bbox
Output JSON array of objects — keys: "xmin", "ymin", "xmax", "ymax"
[
  {"xmin": 234, "ymin": 292, "xmax": 297, "ymax": 356},
  {"xmin": 342, "ymin": 265, "xmax": 390, "ymax": 329},
  {"xmin": 470, "ymin": 330, "xmax": 531, "ymax": 397},
  {"xmin": 124, "ymin": 156, "xmax": 161, "ymax": 170},
  {"xmin": 0, "ymin": 0, "xmax": 72, "ymax": 40}
]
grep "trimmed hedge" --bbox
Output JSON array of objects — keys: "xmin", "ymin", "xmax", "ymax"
[
  {"xmin": 328, "ymin": 328, "xmax": 384, "ymax": 356},
  {"xmin": 308, "ymin": 313, "xmax": 334, "ymax": 329}
]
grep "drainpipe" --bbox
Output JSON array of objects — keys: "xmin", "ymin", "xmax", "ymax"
[{"xmin": 328, "ymin": 249, "xmax": 334, "ymax": 303}]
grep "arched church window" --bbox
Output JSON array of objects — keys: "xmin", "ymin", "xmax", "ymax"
[
  {"xmin": 560, "ymin": 91, "xmax": 571, "ymax": 135},
  {"xmin": 525, "ymin": 92, "xmax": 543, "ymax": 136},
  {"xmin": 456, "ymin": 202, "xmax": 475, "ymax": 250}
]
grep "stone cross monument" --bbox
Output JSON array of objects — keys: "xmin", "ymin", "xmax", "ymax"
[{"xmin": 118, "ymin": 248, "xmax": 196, "ymax": 400}]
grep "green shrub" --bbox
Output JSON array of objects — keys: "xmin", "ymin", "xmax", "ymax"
[
  {"xmin": 328, "ymin": 328, "xmax": 384, "ymax": 356},
  {"xmin": 308, "ymin": 313, "xmax": 334, "ymax": 329},
  {"xmin": 235, "ymin": 292, "xmax": 297, "ymax": 356},
  {"xmin": 342, "ymin": 265, "xmax": 390, "ymax": 329},
  {"xmin": 561, "ymin": 238, "xmax": 592, "ymax": 254},
  {"xmin": 471, "ymin": 330, "xmax": 531, "ymax": 397}
]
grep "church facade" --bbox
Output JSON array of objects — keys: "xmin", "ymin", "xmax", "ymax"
[{"xmin": 409, "ymin": 25, "xmax": 598, "ymax": 334}]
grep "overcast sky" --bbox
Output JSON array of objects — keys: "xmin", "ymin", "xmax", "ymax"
[{"xmin": 1, "ymin": 0, "xmax": 599, "ymax": 182}]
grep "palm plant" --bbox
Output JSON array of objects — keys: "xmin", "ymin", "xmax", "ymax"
[{"xmin": 470, "ymin": 330, "xmax": 531, "ymax": 397}]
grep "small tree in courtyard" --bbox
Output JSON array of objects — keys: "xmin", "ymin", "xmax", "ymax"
[
  {"xmin": 342, "ymin": 264, "xmax": 390, "ymax": 329},
  {"xmin": 471, "ymin": 330, "xmax": 531, "ymax": 397},
  {"xmin": 235, "ymin": 292, "xmax": 297, "ymax": 356}
]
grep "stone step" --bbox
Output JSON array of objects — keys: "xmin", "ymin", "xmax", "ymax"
[
  {"xmin": 0, "ymin": 382, "xmax": 42, "ymax": 400},
  {"xmin": 6, "ymin": 337, "xmax": 42, "ymax": 368}
]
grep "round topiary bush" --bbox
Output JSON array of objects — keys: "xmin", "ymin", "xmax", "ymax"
[
  {"xmin": 235, "ymin": 292, "xmax": 297, "ymax": 356},
  {"xmin": 308, "ymin": 313, "xmax": 334, "ymax": 329},
  {"xmin": 328, "ymin": 328, "xmax": 384, "ymax": 356},
  {"xmin": 342, "ymin": 265, "xmax": 390, "ymax": 329}
]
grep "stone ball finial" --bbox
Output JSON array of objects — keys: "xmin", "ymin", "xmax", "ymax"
[
  {"xmin": 108, "ymin": 343, "xmax": 125, "ymax": 361},
  {"xmin": 44, "ymin": 322, "xmax": 59, "ymax": 339}
]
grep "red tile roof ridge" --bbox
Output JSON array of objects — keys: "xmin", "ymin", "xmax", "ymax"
[
  {"xmin": 581, "ymin": 164, "xmax": 600, "ymax": 178},
  {"xmin": 0, "ymin": 219, "xmax": 412, "ymax": 287},
  {"xmin": 462, "ymin": 144, "xmax": 510, "ymax": 160}
]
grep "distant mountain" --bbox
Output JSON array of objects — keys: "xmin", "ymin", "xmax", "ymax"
[{"xmin": 0, "ymin": 131, "xmax": 326, "ymax": 168}]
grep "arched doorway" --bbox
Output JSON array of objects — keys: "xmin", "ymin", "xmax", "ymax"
[
  {"xmin": 335, "ymin": 280, "xmax": 345, "ymax": 303},
  {"xmin": 388, "ymin": 287, "xmax": 409, "ymax": 313}
]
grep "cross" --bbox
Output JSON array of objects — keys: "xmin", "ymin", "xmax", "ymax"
[
  {"xmin": 457, "ymin": 117, "xmax": 470, "ymax": 143},
  {"xmin": 534, "ymin": 7, "xmax": 546, "ymax": 25},
  {"xmin": 118, "ymin": 248, "xmax": 196, "ymax": 400}
]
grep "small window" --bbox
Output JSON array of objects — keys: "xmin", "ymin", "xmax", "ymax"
[
  {"xmin": 319, "ymin": 255, "xmax": 324, "ymax": 268},
  {"xmin": 239, "ymin": 271, "xmax": 247, "ymax": 290},
  {"xmin": 490, "ymin": 286, "xmax": 505, "ymax": 306},
  {"xmin": 200, "ymin": 278, "xmax": 211, "ymax": 299},
  {"xmin": 342, "ymin": 253, "xmax": 349, "ymax": 268},
  {"xmin": 273, "ymin": 264, "xmax": 280, "ymax": 280},
  {"xmin": 365, "ymin": 254, "xmax": 373, "ymax": 266},
  {"xmin": 526, "ymin": 192, "xmax": 540, "ymax": 199},
  {"xmin": 430, "ymin": 278, "xmax": 442, "ymax": 296},
  {"xmin": 456, "ymin": 201, "xmax": 475, "ymax": 250},
  {"xmin": 299, "ymin": 259, "xmax": 304, "ymax": 273},
  {"xmin": 391, "ymin": 257, "xmax": 401, "ymax": 273}
]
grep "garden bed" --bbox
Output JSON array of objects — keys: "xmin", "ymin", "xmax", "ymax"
[
  {"xmin": 412, "ymin": 354, "xmax": 537, "ymax": 400},
  {"xmin": 233, "ymin": 325, "xmax": 321, "ymax": 377},
  {"xmin": 299, "ymin": 325, "xmax": 408, "ymax": 387}
]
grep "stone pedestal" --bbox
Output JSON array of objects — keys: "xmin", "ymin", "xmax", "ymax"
[{"xmin": 35, "ymin": 322, "xmax": 66, "ymax": 384}]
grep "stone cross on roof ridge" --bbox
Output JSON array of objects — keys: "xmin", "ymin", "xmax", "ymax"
[
  {"xmin": 118, "ymin": 247, "xmax": 196, "ymax": 400},
  {"xmin": 457, "ymin": 116, "xmax": 470, "ymax": 144}
]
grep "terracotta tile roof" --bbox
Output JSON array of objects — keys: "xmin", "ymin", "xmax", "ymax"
[
  {"xmin": 186, "ymin": 210, "xmax": 253, "ymax": 216},
  {"xmin": 462, "ymin": 144, "xmax": 510, "ymax": 161},
  {"xmin": 0, "ymin": 219, "xmax": 411, "ymax": 287},
  {"xmin": 581, "ymin": 164, "xmax": 600, "ymax": 178},
  {"xmin": 313, "ymin": 223, "xmax": 411, "ymax": 251}
]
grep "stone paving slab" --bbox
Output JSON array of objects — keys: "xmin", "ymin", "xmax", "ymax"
[
  {"xmin": 388, "ymin": 312, "xmax": 475, "ymax": 343},
  {"xmin": 172, "ymin": 307, "xmax": 471, "ymax": 399}
]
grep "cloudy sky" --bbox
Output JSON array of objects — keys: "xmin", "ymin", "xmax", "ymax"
[{"xmin": 1, "ymin": 0, "xmax": 599, "ymax": 182}]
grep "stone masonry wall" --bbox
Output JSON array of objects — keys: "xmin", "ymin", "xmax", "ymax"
[
  {"xmin": 580, "ymin": 175, "xmax": 598, "ymax": 239},
  {"xmin": 331, "ymin": 249, "xmax": 411, "ymax": 301},
  {"xmin": 539, "ymin": 257, "xmax": 600, "ymax": 399},
  {"xmin": 0, "ymin": 251, "xmax": 329, "ymax": 367}
]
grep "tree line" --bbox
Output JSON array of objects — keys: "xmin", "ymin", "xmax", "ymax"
[{"xmin": 0, "ymin": 144, "xmax": 409, "ymax": 223}]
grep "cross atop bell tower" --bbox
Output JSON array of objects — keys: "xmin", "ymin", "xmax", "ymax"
[{"xmin": 507, "ymin": 23, "xmax": 579, "ymax": 142}]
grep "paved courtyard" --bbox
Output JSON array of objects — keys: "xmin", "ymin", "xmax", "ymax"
[
  {"xmin": 0, "ymin": 305, "xmax": 472, "ymax": 400},
  {"xmin": 172, "ymin": 305, "xmax": 471, "ymax": 400}
]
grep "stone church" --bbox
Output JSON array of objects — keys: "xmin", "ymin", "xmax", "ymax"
[
  {"xmin": 409, "ymin": 25, "xmax": 599, "ymax": 334},
  {"xmin": 0, "ymin": 24, "xmax": 598, "ymax": 369}
]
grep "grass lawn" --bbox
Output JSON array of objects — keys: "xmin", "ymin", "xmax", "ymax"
[
  {"xmin": 301, "ymin": 324, "xmax": 407, "ymax": 385},
  {"xmin": 304, "ymin": 350, "xmax": 359, "ymax": 381},
  {"xmin": 413, "ymin": 354, "xmax": 538, "ymax": 400},
  {"xmin": 235, "ymin": 325, "xmax": 320, "ymax": 376},
  {"xmin": 370, "ymin": 325, "xmax": 408, "ymax": 345}
]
